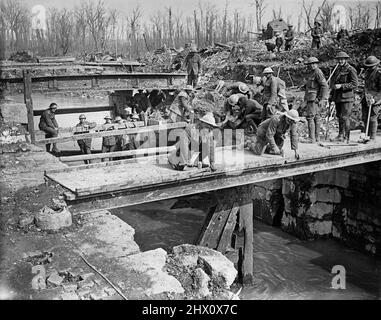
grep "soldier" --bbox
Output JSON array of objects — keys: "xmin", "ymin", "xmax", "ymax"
[
  {"xmin": 311, "ymin": 21, "xmax": 323, "ymax": 49},
  {"xmin": 184, "ymin": 44, "xmax": 202, "ymax": 87},
  {"xmin": 285, "ymin": 24, "xmax": 295, "ymax": 51},
  {"xmin": 275, "ymin": 32, "xmax": 284, "ymax": 52},
  {"xmin": 247, "ymin": 109, "xmax": 301, "ymax": 160},
  {"xmin": 329, "ymin": 51, "xmax": 358, "ymax": 143},
  {"xmin": 303, "ymin": 57, "xmax": 329, "ymax": 143},
  {"xmin": 261, "ymin": 67, "xmax": 279, "ymax": 120},
  {"xmin": 167, "ymin": 85, "xmax": 196, "ymax": 123},
  {"xmin": 237, "ymin": 96, "xmax": 263, "ymax": 133},
  {"xmin": 100, "ymin": 115, "xmax": 117, "ymax": 162},
  {"xmin": 74, "ymin": 114, "xmax": 97, "ymax": 164},
  {"xmin": 168, "ymin": 112, "xmax": 217, "ymax": 171},
  {"xmin": 362, "ymin": 55, "xmax": 381, "ymax": 140},
  {"xmin": 39, "ymin": 103, "xmax": 60, "ymax": 154},
  {"xmin": 220, "ymin": 81, "xmax": 253, "ymax": 99}
]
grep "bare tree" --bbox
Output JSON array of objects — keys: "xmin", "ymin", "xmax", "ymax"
[
  {"xmin": 85, "ymin": 0, "xmax": 110, "ymax": 51},
  {"xmin": 272, "ymin": 7, "xmax": 283, "ymax": 20},
  {"xmin": 348, "ymin": 1, "xmax": 372, "ymax": 30},
  {"xmin": 56, "ymin": 9, "xmax": 73, "ymax": 55},
  {"xmin": 375, "ymin": 1, "xmax": 381, "ymax": 28},
  {"xmin": 320, "ymin": 1, "xmax": 335, "ymax": 32},
  {"xmin": 302, "ymin": 0, "xmax": 327, "ymax": 31},
  {"xmin": 128, "ymin": 4, "xmax": 142, "ymax": 57},
  {"xmin": 252, "ymin": 0, "xmax": 267, "ymax": 32}
]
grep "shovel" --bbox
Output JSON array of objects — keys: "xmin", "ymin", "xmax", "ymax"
[{"xmin": 358, "ymin": 97, "xmax": 372, "ymax": 144}]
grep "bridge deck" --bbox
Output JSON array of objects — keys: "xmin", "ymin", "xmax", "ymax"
[{"xmin": 45, "ymin": 132, "xmax": 381, "ymax": 213}]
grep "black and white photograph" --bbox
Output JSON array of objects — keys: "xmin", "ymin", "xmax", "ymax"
[{"xmin": 0, "ymin": 0, "xmax": 380, "ymax": 306}]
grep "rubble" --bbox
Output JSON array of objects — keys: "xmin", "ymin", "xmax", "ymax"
[{"xmin": 35, "ymin": 206, "xmax": 73, "ymax": 231}]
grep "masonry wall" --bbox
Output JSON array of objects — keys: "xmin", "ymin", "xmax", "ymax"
[{"xmin": 253, "ymin": 161, "xmax": 381, "ymax": 257}]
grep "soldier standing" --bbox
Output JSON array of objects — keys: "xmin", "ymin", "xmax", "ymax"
[
  {"xmin": 184, "ymin": 45, "xmax": 202, "ymax": 87},
  {"xmin": 261, "ymin": 67, "xmax": 279, "ymax": 120},
  {"xmin": 285, "ymin": 24, "xmax": 294, "ymax": 51},
  {"xmin": 100, "ymin": 115, "xmax": 117, "ymax": 162},
  {"xmin": 362, "ymin": 55, "xmax": 381, "ymax": 140},
  {"xmin": 38, "ymin": 103, "xmax": 60, "ymax": 154},
  {"xmin": 303, "ymin": 57, "xmax": 329, "ymax": 143},
  {"xmin": 311, "ymin": 21, "xmax": 323, "ymax": 49},
  {"xmin": 329, "ymin": 51, "xmax": 358, "ymax": 143},
  {"xmin": 74, "ymin": 114, "xmax": 97, "ymax": 164}
]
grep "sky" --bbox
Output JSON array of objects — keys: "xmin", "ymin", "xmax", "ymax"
[{"xmin": 25, "ymin": 0, "xmax": 376, "ymax": 29}]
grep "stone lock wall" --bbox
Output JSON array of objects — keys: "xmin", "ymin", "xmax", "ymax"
[{"xmin": 252, "ymin": 161, "xmax": 381, "ymax": 257}]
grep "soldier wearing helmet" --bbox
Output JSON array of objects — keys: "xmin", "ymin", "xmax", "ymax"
[
  {"xmin": 220, "ymin": 94, "xmax": 241, "ymax": 129},
  {"xmin": 362, "ymin": 55, "xmax": 381, "ymax": 140},
  {"xmin": 184, "ymin": 44, "xmax": 202, "ymax": 87},
  {"xmin": 221, "ymin": 81, "xmax": 253, "ymax": 99},
  {"xmin": 311, "ymin": 21, "xmax": 323, "ymax": 49},
  {"xmin": 261, "ymin": 67, "xmax": 279, "ymax": 120},
  {"xmin": 303, "ymin": 57, "xmax": 329, "ymax": 143},
  {"xmin": 329, "ymin": 51, "xmax": 358, "ymax": 143},
  {"xmin": 74, "ymin": 114, "xmax": 97, "ymax": 164},
  {"xmin": 246, "ymin": 109, "xmax": 301, "ymax": 160},
  {"xmin": 285, "ymin": 25, "xmax": 294, "ymax": 51},
  {"xmin": 100, "ymin": 115, "xmax": 117, "ymax": 162},
  {"xmin": 167, "ymin": 85, "xmax": 196, "ymax": 124}
]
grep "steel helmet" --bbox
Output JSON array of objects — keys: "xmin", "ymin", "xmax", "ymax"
[
  {"xmin": 104, "ymin": 115, "xmax": 112, "ymax": 120},
  {"xmin": 114, "ymin": 116, "xmax": 123, "ymax": 122},
  {"xmin": 79, "ymin": 114, "xmax": 86, "ymax": 119},
  {"xmin": 263, "ymin": 67, "xmax": 274, "ymax": 74},
  {"xmin": 284, "ymin": 109, "xmax": 301, "ymax": 122},
  {"xmin": 364, "ymin": 55, "xmax": 380, "ymax": 67},
  {"xmin": 335, "ymin": 51, "xmax": 350, "ymax": 59},
  {"xmin": 238, "ymin": 83, "xmax": 249, "ymax": 94},
  {"xmin": 227, "ymin": 94, "xmax": 239, "ymax": 106},
  {"xmin": 305, "ymin": 57, "xmax": 319, "ymax": 65}
]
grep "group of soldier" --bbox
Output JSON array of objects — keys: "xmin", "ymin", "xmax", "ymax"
[
  {"xmin": 39, "ymin": 48, "xmax": 381, "ymax": 171},
  {"xmin": 167, "ymin": 50, "xmax": 381, "ymax": 171}
]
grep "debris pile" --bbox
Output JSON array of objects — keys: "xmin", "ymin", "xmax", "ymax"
[{"xmin": 8, "ymin": 51, "xmax": 39, "ymax": 63}]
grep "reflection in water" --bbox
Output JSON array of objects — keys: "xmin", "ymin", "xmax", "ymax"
[{"xmin": 113, "ymin": 196, "xmax": 380, "ymax": 300}]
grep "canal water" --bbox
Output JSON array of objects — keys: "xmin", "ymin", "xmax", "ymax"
[{"xmin": 112, "ymin": 195, "xmax": 381, "ymax": 300}]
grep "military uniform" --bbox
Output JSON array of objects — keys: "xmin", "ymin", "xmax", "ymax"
[
  {"xmin": 261, "ymin": 75, "xmax": 279, "ymax": 120},
  {"xmin": 39, "ymin": 109, "xmax": 59, "ymax": 153},
  {"xmin": 101, "ymin": 123, "xmax": 117, "ymax": 162},
  {"xmin": 363, "ymin": 66, "xmax": 381, "ymax": 139},
  {"xmin": 75, "ymin": 121, "xmax": 97, "ymax": 164},
  {"xmin": 311, "ymin": 26, "xmax": 323, "ymax": 49},
  {"xmin": 304, "ymin": 67, "xmax": 329, "ymax": 142},
  {"xmin": 248, "ymin": 114, "xmax": 298, "ymax": 155},
  {"xmin": 261, "ymin": 76, "xmax": 287, "ymax": 120},
  {"xmin": 329, "ymin": 62, "xmax": 358, "ymax": 141},
  {"xmin": 168, "ymin": 90, "xmax": 194, "ymax": 123},
  {"xmin": 184, "ymin": 52, "xmax": 202, "ymax": 87},
  {"xmin": 285, "ymin": 29, "xmax": 294, "ymax": 51}
]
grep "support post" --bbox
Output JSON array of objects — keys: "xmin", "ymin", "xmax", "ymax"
[
  {"xmin": 239, "ymin": 193, "xmax": 254, "ymax": 285},
  {"xmin": 23, "ymin": 70, "xmax": 35, "ymax": 144}
]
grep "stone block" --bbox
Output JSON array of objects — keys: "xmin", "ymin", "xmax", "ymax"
[
  {"xmin": 313, "ymin": 170, "xmax": 349, "ymax": 189},
  {"xmin": 198, "ymin": 254, "xmax": 237, "ymax": 289},
  {"xmin": 60, "ymin": 292, "xmax": 79, "ymax": 300},
  {"xmin": 308, "ymin": 202, "xmax": 334, "ymax": 220},
  {"xmin": 193, "ymin": 268, "xmax": 211, "ymax": 298},
  {"xmin": 307, "ymin": 220, "xmax": 332, "ymax": 236},
  {"xmin": 77, "ymin": 288, "xmax": 92, "ymax": 299},
  {"xmin": 61, "ymin": 283, "xmax": 78, "ymax": 292},
  {"xmin": 77, "ymin": 279, "xmax": 95, "ymax": 289},
  {"xmin": 309, "ymin": 188, "xmax": 341, "ymax": 204},
  {"xmin": 47, "ymin": 273, "xmax": 64, "ymax": 287},
  {"xmin": 282, "ymin": 179, "xmax": 295, "ymax": 195}
]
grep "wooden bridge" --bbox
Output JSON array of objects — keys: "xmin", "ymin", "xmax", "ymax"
[{"xmin": 43, "ymin": 126, "xmax": 381, "ymax": 284}]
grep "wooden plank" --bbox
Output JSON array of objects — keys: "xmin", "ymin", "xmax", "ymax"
[
  {"xmin": 36, "ymin": 122, "xmax": 187, "ymax": 145},
  {"xmin": 198, "ymin": 203, "xmax": 232, "ymax": 249},
  {"xmin": 62, "ymin": 145, "xmax": 381, "ymax": 213},
  {"xmin": 59, "ymin": 145, "xmax": 175, "ymax": 162},
  {"xmin": 239, "ymin": 198, "xmax": 254, "ymax": 285},
  {"xmin": 33, "ymin": 106, "xmax": 113, "ymax": 116},
  {"xmin": 23, "ymin": 70, "xmax": 35, "ymax": 144},
  {"xmin": 0, "ymin": 72, "xmax": 187, "ymax": 84},
  {"xmin": 216, "ymin": 204, "xmax": 239, "ymax": 253}
]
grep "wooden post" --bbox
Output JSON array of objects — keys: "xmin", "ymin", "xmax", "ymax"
[
  {"xmin": 239, "ymin": 193, "xmax": 254, "ymax": 285},
  {"xmin": 23, "ymin": 70, "xmax": 35, "ymax": 144}
]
